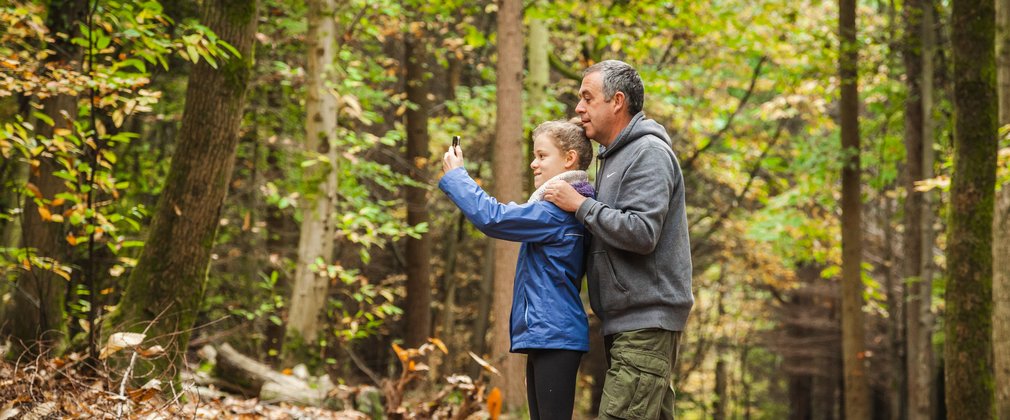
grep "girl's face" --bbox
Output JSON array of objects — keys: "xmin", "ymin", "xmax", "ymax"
[{"xmin": 530, "ymin": 134, "xmax": 577, "ymax": 188}]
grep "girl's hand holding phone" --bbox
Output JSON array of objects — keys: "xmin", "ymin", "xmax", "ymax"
[{"xmin": 442, "ymin": 135, "xmax": 464, "ymax": 175}]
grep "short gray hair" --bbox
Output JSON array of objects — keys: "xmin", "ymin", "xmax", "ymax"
[
  {"xmin": 584, "ymin": 60, "xmax": 644, "ymax": 116},
  {"xmin": 532, "ymin": 119, "xmax": 593, "ymax": 170}
]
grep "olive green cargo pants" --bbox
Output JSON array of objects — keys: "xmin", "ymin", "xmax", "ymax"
[{"xmin": 599, "ymin": 329, "xmax": 681, "ymax": 420}]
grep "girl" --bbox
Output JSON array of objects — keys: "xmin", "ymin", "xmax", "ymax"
[{"xmin": 439, "ymin": 119, "xmax": 595, "ymax": 420}]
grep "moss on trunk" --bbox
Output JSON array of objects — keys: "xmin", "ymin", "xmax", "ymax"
[
  {"xmin": 945, "ymin": 0, "xmax": 998, "ymax": 417},
  {"xmin": 107, "ymin": 0, "xmax": 259, "ymax": 387}
]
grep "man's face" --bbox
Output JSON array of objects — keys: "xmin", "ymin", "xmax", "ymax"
[{"xmin": 576, "ymin": 71, "xmax": 618, "ymax": 145}]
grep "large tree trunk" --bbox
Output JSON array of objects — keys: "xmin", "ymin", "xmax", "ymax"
[
  {"xmin": 902, "ymin": 0, "xmax": 935, "ymax": 417},
  {"xmin": 404, "ymin": 23, "xmax": 433, "ymax": 347},
  {"xmin": 993, "ymin": 0, "xmax": 1010, "ymax": 417},
  {"xmin": 287, "ymin": 0, "xmax": 339, "ymax": 343},
  {"xmin": 111, "ymin": 0, "xmax": 258, "ymax": 382},
  {"xmin": 945, "ymin": 0, "xmax": 998, "ymax": 417},
  {"xmin": 5, "ymin": 0, "xmax": 87, "ymax": 358},
  {"xmin": 838, "ymin": 0, "xmax": 870, "ymax": 418},
  {"xmin": 490, "ymin": 0, "xmax": 526, "ymax": 410}
]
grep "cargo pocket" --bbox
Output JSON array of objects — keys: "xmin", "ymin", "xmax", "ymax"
[{"xmin": 603, "ymin": 350, "xmax": 670, "ymax": 419}]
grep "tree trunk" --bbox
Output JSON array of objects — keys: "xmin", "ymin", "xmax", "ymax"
[
  {"xmin": 993, "ymin": 0, "xmax": 1010, "ymax": 417},
  {"xmin": 839, "ymin": 0, "xmax": 870, "ymax": 418},
  {"xmin": 713, "ymin": 279, "xmax": 729, "ymax": 420},
  {"xmin": 469, "ymin": 238, "xmax": 494, "ymax": 380},
  {"xmin": 110, "ymin": 0, "xmax": 258, "ymax": 383},
  {"xmin": 491, "ymin": 0, "xmax": 526, "ymax": 410},
  {"xmin": 902, "ymin": 0, "xmax": 933, "ymax": 417},
  {"xmin": 919, "ymin": 2, "xmax": 938, "ymax": 418},
  {"xmin": 287, "ymin": 0, "xmax": 339, "ymax": 343},
  {"xmin": 525, "ymin": 1, "xmax": 549, "ymax": 190},
  {"xmin": 945, "ymin": 0, "xmax": 998, "ymax": 417},
  {"xmin": 404, "ymin": 24, "xmax": 433, "ymax": 347},
  {"xmin": 5, "ymin": 0, "xmax": 87, "ymax": 358}
]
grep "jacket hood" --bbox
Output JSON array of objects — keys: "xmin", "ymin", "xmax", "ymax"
[
  {"xmin": 527, "ymin": 170, "xmax": 595, "ymax": 203},
  {"xmin": 597, "ymin": 112, "xmax": 672, "ymax": 159}
]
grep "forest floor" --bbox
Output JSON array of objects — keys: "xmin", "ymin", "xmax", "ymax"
[{"xmin": 0, "ymin": 351, "xmax": 371, "ymax": 419}]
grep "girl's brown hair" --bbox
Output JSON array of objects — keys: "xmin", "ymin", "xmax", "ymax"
[{"xmin": 532, "ymin": 119, "xmax": 594, "ymax": 170}]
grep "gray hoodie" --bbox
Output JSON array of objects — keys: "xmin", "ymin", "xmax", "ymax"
[{"xmin": 575, "ymin": 112, "xmax": 694, "ymax": 336}]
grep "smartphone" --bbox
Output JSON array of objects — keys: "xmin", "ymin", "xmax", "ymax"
[{"xmin": 452, "ymin": 135, "xmax": 460, "ymax": 148}]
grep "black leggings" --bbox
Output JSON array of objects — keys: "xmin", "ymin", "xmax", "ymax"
[{"xmin": 525, "ymin": 349, "xmax": 583, "ymax": 420}]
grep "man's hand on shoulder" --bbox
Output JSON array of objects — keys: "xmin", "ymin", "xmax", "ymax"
[{"xmin": 544, "ymin": 180, "xmax": 587, "ymax": 212}]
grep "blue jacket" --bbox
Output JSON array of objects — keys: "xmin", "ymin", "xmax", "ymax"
[{"xmin": 439, "ymin": 167, "xmax": 592, "ymax": 353}]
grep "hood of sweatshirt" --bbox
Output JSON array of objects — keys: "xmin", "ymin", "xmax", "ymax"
[{"xmin": 597, "ymin": 111, "xmax": 672, "ymax": 159}]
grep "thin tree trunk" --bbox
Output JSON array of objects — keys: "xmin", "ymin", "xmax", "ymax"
[
  {"xmin": 918, "ymin": 2, "xmax": 938, "ymax": 418},
  {"xmin": 469, "ymin": 238, "xmax": 494, "ymax": 380},
  {"xmin": 110, "ymin": 0, "xmax": 258, "ymax": 383},
  {"xmin": 5, "ymin": 0, "xmax": 87, "ymax": 358},
  {"xmin": 525, "ymin": 1, "xmax": 548, "ymax": 190},
  {"xmin": 945, "ymin": 0, "xmax": 998, "ymax": 416},
  {"xmin": 902, "ymin": 0, "xmax": 933, "ymax": 417},
  {"xmin": 714, "ymin": 275, "xmax": 729, "ymax": 420},
  {"xmin": 993, "ymin": 0, "xmax": 1010, "ymax": 417},
  {"xmin": 404, "ymin": 25, "xmax": 432, "ymax": 347},
  {"xmin": 287, "ymin": 0, "xmax": 339, "ymax": 343},
  {"xmin": 839, "ymin": 0, "xmax": 870, "ymax": 417},
  {"xmin": 491, "ymin": 0, "xmax": 526, "ymax": 409}
]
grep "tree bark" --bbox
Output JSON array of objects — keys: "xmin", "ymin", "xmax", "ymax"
[
  {"xmin": 993, "ymin": 0, "xmax": 1010, "ymax": 417},
  {"xmin": 945, "ymin": 0, "xmax": 998, "ymax": 417},
  {"xmin": 491, "ymin": 0, "xmax": 526, "ymax": 410},
  {"xmin": 287, "ymin": 0, "xmax": 339, "ymax": 343},
  {"xmin": 404, "ymin": 23, "xmax": 433, "ymax": 348},
  {"xmin": 902, "ymin": 0, "xmax": 934, "ymax": 417},
  {"xmin": 525, "ymin": 1, "xmax": 549, "ymax": 190},
  {"xmin": 5, "ymin": 0, "xmax": 87, "ymax": 358},
  {"xmin": 110, "ymin": 0, "xmax": 258, "ymax": 383},
  {"xmin": 838, "ymin": 0, "xmax": 870, "ymax": 418}
]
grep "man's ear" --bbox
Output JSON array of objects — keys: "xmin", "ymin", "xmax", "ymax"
[{"xmin": 612, "ymin": 91, "xmax": 626, "ymax": 114}]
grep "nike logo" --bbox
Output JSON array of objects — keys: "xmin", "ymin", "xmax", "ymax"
[{"xmin": 606, "ymin": 172, "xmax": 616, "ymax": 178}]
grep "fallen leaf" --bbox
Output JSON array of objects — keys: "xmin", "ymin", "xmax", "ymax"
[
  {"xmin": 468, "ymin": 351, "xmax": 501, "ymax": 376},
  {"xmin": 487, "ymin": 387, "xmax": 502, "ymax": 420},
  {"xmin": 99, "ymin": 332, "xmax": 146, "ymax": 359}
]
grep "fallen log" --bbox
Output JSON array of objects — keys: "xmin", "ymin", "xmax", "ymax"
[{"xmin": 213, "ymin": 343, "xmax": 333, "ymax": 407}]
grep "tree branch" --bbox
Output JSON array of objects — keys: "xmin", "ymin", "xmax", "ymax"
[
  {"xmin": 690, "ymin": 119, "xmax": 786, "ymax": 255},
  {"xmin": 548, "ymin": 51, "xmax": 582, "ymax": 81},
  {"xmin": 683, "ymin": 56, "xmax": 768, "ymax": 170}
]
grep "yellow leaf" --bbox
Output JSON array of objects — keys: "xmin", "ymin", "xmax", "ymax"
[
  {"xmin": 25, "ymin": 182, "xmax": 42, "ymax": 198},
  {"xmin": 136, "ymin": 345, "xmax": 165, "ymax": 359},
  {"xmin": 392, "ymin": 343, "xmax": 408, "ymax": 363},
  {"xmin": 408, "ymin": 360, "xmax": 416, "ymax": 371},
  {"xmin": 53, "ymin": 128, "xmax": 71, "ymax": 137},
  {"xmin": 37, "ymin": 206, "xmax": 51, "ymax": 221},
  {"xmin": 428, "ymin": 337, "xmax": 448, "ymax": 354},
  {"xmin": 282, "ymin": 368, "xmax": 293, "ymax": 375},
  {"xmin": 53, "ymin": 267, "xmax": 70, "ymax": 281},
  {"xmin": 50, "ymin": 197, "xmax": 65, "ymax": 206},
  {"xmin": 66, "ymin": 233, "xmax": 77, "ymax": 246},
  {"xmin": 487, "ymin": 387, "xmax": 502, "ymax": 420},
  {"xmin": 414, "ymin": 156, "xmax": 429, "ymax": 169}
]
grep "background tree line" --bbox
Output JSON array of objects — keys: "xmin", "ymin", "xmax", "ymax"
[{"xmin": 0, "ymin": 0, "xmax": 1008, "ymax": 418}]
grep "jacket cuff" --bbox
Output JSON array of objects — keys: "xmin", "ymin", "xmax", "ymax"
[{"xmin": 575, "ymin": 197, "xmax": 599, "ymax": 222}]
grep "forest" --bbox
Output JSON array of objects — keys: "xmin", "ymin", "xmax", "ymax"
[{"xmin": 1, "ymin": 0, "xmax": 1009, "ymax": 418}]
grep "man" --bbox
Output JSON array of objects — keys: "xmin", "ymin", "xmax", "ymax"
[{"xmin": 544, "ymin": 60, "xmax": 693, "ymax": 419}]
